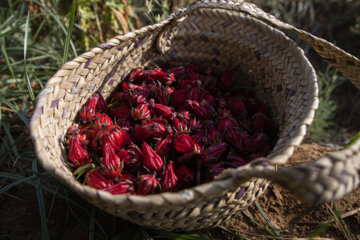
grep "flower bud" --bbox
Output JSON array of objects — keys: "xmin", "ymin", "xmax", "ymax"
[
  {"xmin": 144, "ymin": 68, "xmax": 174, "ymax": 85},
  {"xmin": 244, "ymin": 133, "xmax": 270, "ymax": 154},
  {"xmin": 137, "ymin": 174, "xmax": 159, "ymax": 195},
  {"xmin": 142, "ymin": 142, "xmax": 163, "ymax": 173},
  {"xmin": 92, "ymin": 125, "xmax": 124, "ymax": 152},
  {"xmin": 161, "ymin": 161, "xmax": 178, "ymax": 192},
  {"xmin": 177, "ymin": 111, "xmax": 190, "ymax": 122},
  {"xmin": 109, "ymin": 104, "xmax": 131, "ymax": 121},
  {"xmin": 221, "ymin": 69, "xmax": 235, "ymax": 89},
  {"xmin": 84, "ymin": 168, "xmax": 113, "ymax": 190},
  {"xmin": 230, "ymin": 99, "xmax": 248, "ymax": 116},
  {"xmin": 152, "ymin": 103, "xmax": 173, "ymax": 119},
  {"xmin": 225, "ymin": 128, "xmax": 247, "ymax": 152},
  {"xmin": 173, "ymin": 134, "xmax": 201, "ymax": 154},
  {"xmin": 175, "ymin": 166, "xmax": 194, "ymax": 189},
  {"xmin": 187, "ymin": 100, "xmax": 211, "ymax": 120},
  {"xmin": 225, "ymin": 155, "xmax": 247, "ymax": 168},
  {"xmin": 251, "ymin": 112, "xmax": 267, "ymax": 133},
  {"xmin": 172, "ymin": 118, "xmax": 188, "ymax": 133},
  {"xmin": 105, "ymin": 181, "xmax": 135, "ymax": 195},
  {"xmin": 171, "ymin": 89, "xmax": 187, "ymax": 107},
  {"xmin": 153, "ymin": 86, "xmax": 169, "ymax": 105},
  {"xmin": 129, "ymin": 68, "xmax": 144, "ymax": 81},
  {"xmin": 91, "ymin": 113, "xmax": 113, "ymax": 131},
  {"xmin": 116, "ymin": 172, "xmax": 137, "ymax": 183},
  {"xmin": 117, "ymin": 144, "xmax": 142, "ymax": 169},
  {"xmin": 205, "ymin": 163, "xmax": 224, "ymax": 181},
  {"xmin": 131, "ymin": 103, "xmax": 150, "ymax": 121},
  {"xmin": 101, "ymin": 141, "xmax": 124, "ymax": 178},
  {"xmin": 68, "ymin": 137, "xmax": 90, "ymax": 168},
  {"xmin": 155, "ymin": 136, "xmax": 173, "ymax": 157},
  {"xmin": 201, "ymin": 142, "xmax": 227, "ymax": 164},
  {"xmin": 80, "ymin": 93, "xmax": 100, "ymax": 123}
]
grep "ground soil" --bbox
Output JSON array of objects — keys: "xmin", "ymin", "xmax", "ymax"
[{"xmin": 0, "ymin": 143, "xmax": 359, "ymax": 239}]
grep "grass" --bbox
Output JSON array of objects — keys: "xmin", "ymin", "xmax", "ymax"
[{"xmin": 0, "ymin": 0, "xmax": 359, "ymax": 239}]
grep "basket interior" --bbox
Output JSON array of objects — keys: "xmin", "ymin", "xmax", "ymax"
[{"xmin": 31, "ymin": 8, "xmax": 317, "ymax": 206}]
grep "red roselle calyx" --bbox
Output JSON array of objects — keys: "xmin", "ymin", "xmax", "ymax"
[
  {"xmin": 117, "ymin": 145, "xmax": 142, "ymax": 169},
  {"xmin": 101, "ymin": 141, "xmax": 124, "ymax": 178},
  {"xmin": 142, "ymin": 142, "xmax": 163, "ymax": 173},
  {"xmin": 137, "ymin": 174, "xmax": 159, "ymax": 195},
  {"xmin": 175, "ymin": 166, "xmax": 194, "ymax": 188},
  {"xmin": 161, "ymin": 161, "xmax": 178, "ymax": 192},
  {"xmin": 225, "ymin": 128, "xmax": 247, "ymax": 152},
  {"xmin": 131, "ymin": 103, "xmax": 150, "ymax": 121},
  {"xmin": 155, "ymin": 136, "xmax": 172, "ymax": 157},
  {"xmin": 68, "ymin": 137, "xmax": 90, "ymax": 168},
  {"xmin": 84, "ymin": 168, "xmax": 113, "ymax": 190},
  {"xmin": 80, "ymin": 93, "xmax": 100, "ymax": 123},
  {"xmin": 173, "ymin": 134, "xmax": 201, "ymax": 154},
  {"xmin": 201, "ymin": 142, "xmax": 227, "ymax": 164},
  {"xmin": 92, "ymin": 113, "xmax": 113, "ymax": 131},
  {"xmin": 92, "ymin": 125, "xmax": 124, "ymax": 152},
  {"xmin": 67, "ymin": 63, "xmax": 278, "ymax": 196},
  {"xmin": 105, "ymin": 181, "xmax": 135, "ymax": 195}
]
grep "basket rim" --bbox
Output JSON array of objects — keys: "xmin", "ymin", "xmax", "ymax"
[{"xmin": 29, "ymin": 8, "xmax": 318, "ymax": 207}]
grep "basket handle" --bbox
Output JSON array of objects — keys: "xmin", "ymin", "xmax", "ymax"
[
  {"xmin": 158, "ymin": 0, "xmax": 360, "ymax": 87},
  {"xmin": 158, "ymin": 0, "xmax": 360, "ymax": 204}
]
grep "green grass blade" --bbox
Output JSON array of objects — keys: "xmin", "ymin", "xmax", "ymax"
[
  {"xmin": 331, "ymin": 202, "xmax": 356, "ymax": 240},
  {"xmin": 1, "ymin": 38, "xmax": 16, "ymax": 80},
  {"xmin": 63, "ymin": 0, "xmax": 77, "ymax": 64},
  {"xmin": 32, "ymin": 160, "xmax": 50, "ymax": 240},
  {"xmin": 228, "ymin": 220, "xmax": 246, "ymax": 240},
  {"xmin": 0, "ymin": 175, "xmax": 36, "ymax": 194},
  {"xmin": 0, "ymin": 97, "xmax": 29, "ymax": 128},
  {"xmin": 24, "ymin": 12, "xmax": 36, "ymax": 105},
  {"xmin": 241, "ymin": 211, "xmax": 275, "ymax": 236},
  {"xmin": 33, "ymin": 0, "xmax": 77, "ymax": 58},
  {"xmin": 89, "ymin": 207, "xmax": 96, "ymax": 240},
  {"xmin": 254, "ymin": 201, "xmax": 284, "ymax": 239},
  {"xmin": 345, "ymin": 131, "xmax": 360, "ymax": 148}
]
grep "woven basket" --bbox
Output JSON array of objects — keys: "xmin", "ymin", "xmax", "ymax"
[{"xmin": 30, "ymin": 0, "xmax": 360, "ymax": 231}]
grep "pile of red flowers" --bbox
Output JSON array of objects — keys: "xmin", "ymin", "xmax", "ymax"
[{"xmin": 65, "ymin": 62, "xmax": 277, "ymax": 195}]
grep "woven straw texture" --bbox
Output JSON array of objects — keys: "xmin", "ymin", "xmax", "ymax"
[{"xmin": 30, "ymin": 0, "xmax": 360, "ymax": 231}]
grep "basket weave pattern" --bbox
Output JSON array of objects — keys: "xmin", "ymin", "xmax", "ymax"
[{"xmin": 30, "ymin": 0, "xmax": 360, "ymax": 231}]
